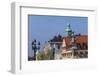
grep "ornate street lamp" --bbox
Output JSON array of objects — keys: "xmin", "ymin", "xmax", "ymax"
[
  {"xmin": 32, "ymin": 40, "xmax": 41, "ymax": 60},
  {"xmin": 32, "ymin": 39, "xmax": 37, "ymax": 60}
]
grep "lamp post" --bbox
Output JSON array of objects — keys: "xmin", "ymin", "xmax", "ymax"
[
  {"xmin": 32, "ymin": 39, "xmax": 37, "ymax": 60},
  {"xmin": 32, "ymin": 40, "xmax": 41, "ymax": 60}
]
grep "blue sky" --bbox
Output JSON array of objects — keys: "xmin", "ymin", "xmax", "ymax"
[{"xmin": 28, "ymin": 15, "xmax": 88, "ymax": 57}]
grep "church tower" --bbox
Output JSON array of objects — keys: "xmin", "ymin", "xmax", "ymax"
[
  {"xmin": 61, "ymin": 24, "xmax": 74, "ymax": 59},
  {"xmin": 65, "ymin": 24, "xmax": 72, "ymax": 37}
]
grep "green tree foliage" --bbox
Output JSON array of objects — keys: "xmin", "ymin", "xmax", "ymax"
[
  {"xmin": 36, "ymin": 44, "xmax": 56, "ymax": 60},
  {"xmin": 43, "ymin": 49, "xmax": 51, "ymax": 60},
  {"xmin": 36, "ymin": 51, "xmax": 44, "ymax": 60}
]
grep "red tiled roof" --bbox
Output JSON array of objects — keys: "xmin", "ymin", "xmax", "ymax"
[
  {"xmin": 76, "ymin": 35, "xmax": 87, "ymax": 44},
  {"xmin": 64, "ymin": 35, "xmax": 88, "ymax": 45}
]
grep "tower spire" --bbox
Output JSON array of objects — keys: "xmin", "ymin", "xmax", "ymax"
[{"xmin": 65, "ymin": 23, "xmax": 72, "ymax": 37}]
